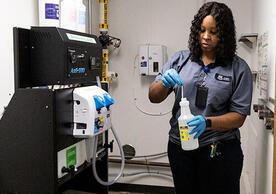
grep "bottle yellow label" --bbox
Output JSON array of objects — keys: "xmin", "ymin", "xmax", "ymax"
[{"xmin": 179, "ymin": 125, "xmax": 189, "ymax": 141}]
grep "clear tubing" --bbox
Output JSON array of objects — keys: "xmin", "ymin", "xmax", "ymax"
[
  {"xmin": 96, "ymin": 76, "xmax": 102, "ymax": 88},
  {"xmin": 182, "ymin": 85, "xmax": 184, "ymax": 99},
  {"xmin": 92, "ymin": 124, "xmax": 125, "ymax": 185}
]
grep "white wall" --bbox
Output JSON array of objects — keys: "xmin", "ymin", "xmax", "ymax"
[
  {"xmin": 0, "ymin": 0, "xmax": 38, "ymax": 115},
  {"xmin": 253, "ymin": 0, "xmax": 276, "ymax": 109},
  {"xmin": 251, "ymin": 0, "xmax": 276, "ymax": 194}
]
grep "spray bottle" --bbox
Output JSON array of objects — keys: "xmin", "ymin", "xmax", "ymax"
[{"xmin": 178, "ymin": 86, "xmax": 199, "ymax": 150}]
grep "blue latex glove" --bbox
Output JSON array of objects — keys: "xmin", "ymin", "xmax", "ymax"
[
  {"xmin": 161, "ymin": 69, "xmax": 183, "ymax": 87},
  {"xmin": 187, "ymin": 115, "xmax": 206, "ymax": 139}
]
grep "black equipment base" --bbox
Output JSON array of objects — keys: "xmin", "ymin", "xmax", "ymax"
[{"xmin": 0, "ymin": 88, "xmax": 108, "ymax": 194}]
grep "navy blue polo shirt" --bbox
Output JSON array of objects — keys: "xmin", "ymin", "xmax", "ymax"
[{"xmin": 154, "ymin": 50, "xmax": 253, "ymax": 147}]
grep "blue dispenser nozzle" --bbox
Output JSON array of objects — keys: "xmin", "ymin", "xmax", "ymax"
[
  {"xmin": 103, "ymin": 93, "xmax": 114, "ymax": 107},
  {"xmin": 93, "ymin": 95, "xmax": 106, "ymax": 110}
]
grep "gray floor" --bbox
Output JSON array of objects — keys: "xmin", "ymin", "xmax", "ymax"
[
  {"xmin": 109, "ymin": 192, "xmax": 142, "ymax": 194},
  {"xmin": 63, "ymin": 191, "xmax": 144, "ymax": 194}
]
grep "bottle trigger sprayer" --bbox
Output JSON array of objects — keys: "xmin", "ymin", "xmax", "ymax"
[{"xmin": 178, "ymin": 85, "xmax": 199, "ymax": 150}]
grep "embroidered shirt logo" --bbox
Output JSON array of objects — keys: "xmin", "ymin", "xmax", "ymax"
[{"xmin": 215, "ymin": 73, "xmax": 232, "ymax": 82}]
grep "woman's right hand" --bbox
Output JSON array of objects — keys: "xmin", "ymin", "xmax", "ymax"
[{"xmin": 162, "ymin": 69, "xmax": 183, "ymax": 87}]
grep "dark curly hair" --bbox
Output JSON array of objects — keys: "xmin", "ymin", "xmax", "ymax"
[{"xmin": 188, "ymin": 2, "xmax": 236, "ymax": 64}]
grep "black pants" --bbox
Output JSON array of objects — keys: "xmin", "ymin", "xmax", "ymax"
[{"xmin": 168, "ymin": 139, "xmax": 243, "ymax": 194}]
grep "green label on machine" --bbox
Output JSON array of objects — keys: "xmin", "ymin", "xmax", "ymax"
[
  {"xmin": 66, "ymin": 146, "xmax": 77, "ymax": 168},
  {"xmin": 66, "ymin": 33, "xmax": 96, "ymax": 44}
]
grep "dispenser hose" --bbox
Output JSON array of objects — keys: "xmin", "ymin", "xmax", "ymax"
[{"xmin": 92, "ymin": 124, "xmax": 125, "ymax": 185}]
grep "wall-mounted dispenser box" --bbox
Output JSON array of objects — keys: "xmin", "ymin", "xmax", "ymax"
[{"xmin": 139, "ymin": 44, "xmax": 167, "ymax": 76}]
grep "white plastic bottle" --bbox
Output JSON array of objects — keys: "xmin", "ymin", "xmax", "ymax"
[
  {"xmin": 60, "ymin": 0, "xmax": 77, "ymax": 31},
  {"xmin": 178, "ymin": 98, "xmax": 199, "ymax": 150},
  {"xmin": 60, "ymin": 0, "xmax": 86, "ymax": 32},
  {"xmin": 76, "ymin": 0, "xmax": 86, "ymax": 33}
]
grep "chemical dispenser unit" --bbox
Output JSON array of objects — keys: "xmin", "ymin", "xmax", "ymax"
[{"xmin": 0, "ymin": 27, "xmax": 124, "ymax": 194}]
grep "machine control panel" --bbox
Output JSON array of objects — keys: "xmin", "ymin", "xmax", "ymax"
[
  {"xmin": 66, "ymin": 46, "xmax": 102, "ymax": 78},
  {"xmin": 29, "ymin": 27, "xmax": 103, "ymax": 86},
  {"xmin": 67, "ymin": 48, "xmax": 87, "ymax": 78}
]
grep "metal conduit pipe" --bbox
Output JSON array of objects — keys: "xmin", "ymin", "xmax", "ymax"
[{"xmin": 109, "ymin": 158, "xmax": 170, "ymax": 168}]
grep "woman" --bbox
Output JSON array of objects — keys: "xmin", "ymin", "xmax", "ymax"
[{"xmin": 148, "ymin": 2, "xmax": 252, "ymax": 194}]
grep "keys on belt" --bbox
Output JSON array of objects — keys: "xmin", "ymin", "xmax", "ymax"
[{"xmin": 210, "ymin": 142, "xmax": 222, "ymax": 158}]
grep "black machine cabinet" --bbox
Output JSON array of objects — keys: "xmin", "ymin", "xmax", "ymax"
[
  {"xmin": 0, "ymin": 27, "xmax": 109, "ymax": 193},
  {"xmin": 14, "ymin": 27, "xmax": 103, "ymax": 87},
  {"xmin": 0, "ymin": 87, "xmax": 109, "ymax": 194}
]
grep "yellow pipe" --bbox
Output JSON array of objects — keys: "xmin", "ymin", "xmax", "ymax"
[
  {"xmin": 102, "ymin": 49, "xmax": 108, "ymax": 82},
  {"xmin": 99, "ymin": 0, "xmax": 108, "ymax": 32}
]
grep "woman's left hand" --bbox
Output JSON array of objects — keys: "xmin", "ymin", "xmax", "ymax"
[{"xmin": 187, "ymin": 115, "xmax": 206, "ymax": 139}]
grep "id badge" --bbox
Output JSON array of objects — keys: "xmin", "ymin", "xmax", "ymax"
[{"xmin": 195, "ymin": 85, "xmax": 208, "ymax": 108}]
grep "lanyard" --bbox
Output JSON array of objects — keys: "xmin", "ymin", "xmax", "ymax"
[
  {"xmin": 201, "ymin": 73, "xmax": 207, "ymax": 87},
  {"xmin": 201, "ymin": 65, "xmax": 210, "ymax": 87}
]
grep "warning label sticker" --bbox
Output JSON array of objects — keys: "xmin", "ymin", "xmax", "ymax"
[{"xmin": 179, "ymin": 125, "xmax": 189, "ymax": 141}]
